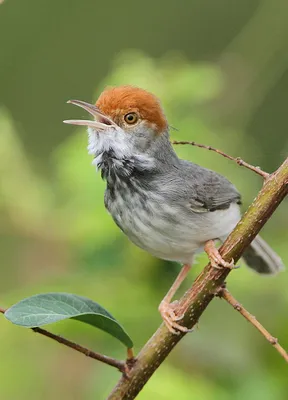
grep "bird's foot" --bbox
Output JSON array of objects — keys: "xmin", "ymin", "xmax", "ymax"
[
  {"xmin": 158, "ymin": 300, "xmax": 192, "ymax": 335},
  {"xmin": 204, "ymin": 240, "xmax": 235, "ymax": 270}
]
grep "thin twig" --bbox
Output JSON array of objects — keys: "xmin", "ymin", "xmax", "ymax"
[
  {"xmin": 172, "ymin": 140, "xmax": 270, "ymax": 179},
  {"xmin": 218, "ymin": 288, "xmax": 288, "ymax": 363},
  {"xmin": 0, "ymin": 307, "xmax": 126, "ymax": 372}
]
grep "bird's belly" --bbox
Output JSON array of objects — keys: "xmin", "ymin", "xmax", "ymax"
[{"xmin": 105, "ymin": 188, "xmax": 241, "ymax": 264}]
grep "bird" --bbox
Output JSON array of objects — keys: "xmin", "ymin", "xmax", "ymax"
[{"xmin": 64, "ymin": 85, "xmax": 284, "ymax": 334}]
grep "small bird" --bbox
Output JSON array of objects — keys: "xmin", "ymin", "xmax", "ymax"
[{"xmin": 64, "ymin": 85, "xmax": 284, "ymax": 334}]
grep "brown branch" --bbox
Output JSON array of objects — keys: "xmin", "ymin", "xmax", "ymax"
[
  {"xmin": 172, "ymin": 140, "xmax": 270, "ymax": 179},
  {"xmin": 108, "ymin": 157, "xmax": 288, "ymax": 400},
  {"xmin": 218, "ymin": 287, "xmax": 288, "ymax": 363},
  {"xmin": 0, "ymin": 307, "xmax": 126, "ymax": 373}
]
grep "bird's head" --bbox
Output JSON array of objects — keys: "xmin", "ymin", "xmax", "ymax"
[{"xmin": 64, "ymin": 86, "xmax": 171, "ymax": 165}]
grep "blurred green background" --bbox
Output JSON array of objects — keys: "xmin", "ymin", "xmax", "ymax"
[{"xmin": 0, "ymin": 0, "xmax": 288, "ymax": 399}]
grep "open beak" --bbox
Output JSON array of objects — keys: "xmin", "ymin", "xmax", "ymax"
[{"xmin": 63, "ymin": 100, "xmax": 117, "ymax": 130}]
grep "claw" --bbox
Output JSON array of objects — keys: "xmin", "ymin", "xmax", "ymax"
[
  {"xmin": 205, "ymin": 240, "xmax": 235, "ymax": 270},
  {"xmin": 211, "ymin": 256, "xmax": 234, "ymax": 270},
  {"xmin": 159, "ymin": 301, "xmax": 191, "ymax": 334}
]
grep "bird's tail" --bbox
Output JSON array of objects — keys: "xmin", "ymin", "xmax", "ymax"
[{"xmin": 242, "ymin": 235, "xmax": 284, "ymax": 274}]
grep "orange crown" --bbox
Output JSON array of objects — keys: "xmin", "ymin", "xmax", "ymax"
[{"xmin": 96, "ymin": 85, "xmax": 168, "ymax": 133}]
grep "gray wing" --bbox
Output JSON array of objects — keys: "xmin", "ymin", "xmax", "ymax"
[{"xmin": 177, "ymin": 160, "xmax": 241, "ymax": 213}]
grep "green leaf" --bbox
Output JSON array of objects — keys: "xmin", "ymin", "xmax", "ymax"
[{"xmin": 4, "ymin": 293, "xmax": 133, "ymax": 348}]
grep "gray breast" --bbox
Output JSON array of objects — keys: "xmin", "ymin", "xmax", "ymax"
[{"xmin": 104, "ymin": 175, "xmax": 153, "ymax": 234}]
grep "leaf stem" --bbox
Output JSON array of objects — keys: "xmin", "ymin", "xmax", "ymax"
[
  {"xmin": 126, "ymin": 347, "xmax": 134, "ymax": 360},
  {"xmin": 172, "ymin": 140, "xmax": 270, "ymax": 179},
  {"xmin": 218, "ymin": 287, "xmax": 288, "ymax": 362},
  {"xmin": 0, "ymin": 307, "xmax": 126, "ymax": 373}
]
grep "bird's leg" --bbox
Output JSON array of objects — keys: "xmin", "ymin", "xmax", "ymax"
[
  {"xmin": 159, "ymin": 264, "xmax": 192, "ymax": 334},
  {"xmin": 204, "ymin": 240, "xmax": 234, "ymax": 269}
]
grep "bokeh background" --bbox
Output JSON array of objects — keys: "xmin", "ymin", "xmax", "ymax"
[{"xmin": 1, "ymin": 0, "xmax": 288, "ymax": 399}]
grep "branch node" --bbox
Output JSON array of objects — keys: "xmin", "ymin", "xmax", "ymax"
[
  {"xmin": 269, "ymin": 337, "xmax": 278, "ymax": 345},
  {"xmin": 126, "ymin": 356, "xmax": 137, "ymax": 370},
  {"xmin": 233, "ymin": 303, "xmax": 241, "ymax": 311},
  {"xmin": 123, "ymin": 359, "xmax": 137, "ymax": 379},
  {"xmin": 214, "ymin": 283, "xmax": 227, "ymax": 297}
]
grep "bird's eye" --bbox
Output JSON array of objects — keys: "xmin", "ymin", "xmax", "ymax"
[{"xmin": 124, "ymin": 112, "xmax": 138, "ymax": 124}]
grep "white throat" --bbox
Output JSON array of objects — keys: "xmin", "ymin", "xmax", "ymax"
[
  {"xmin": 87, "ymin": 127, "xmax": 134, "ymax": 158},
  {"xmin": 87, "ymin": 127, "xmax": 155, "ymax": 172}
]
